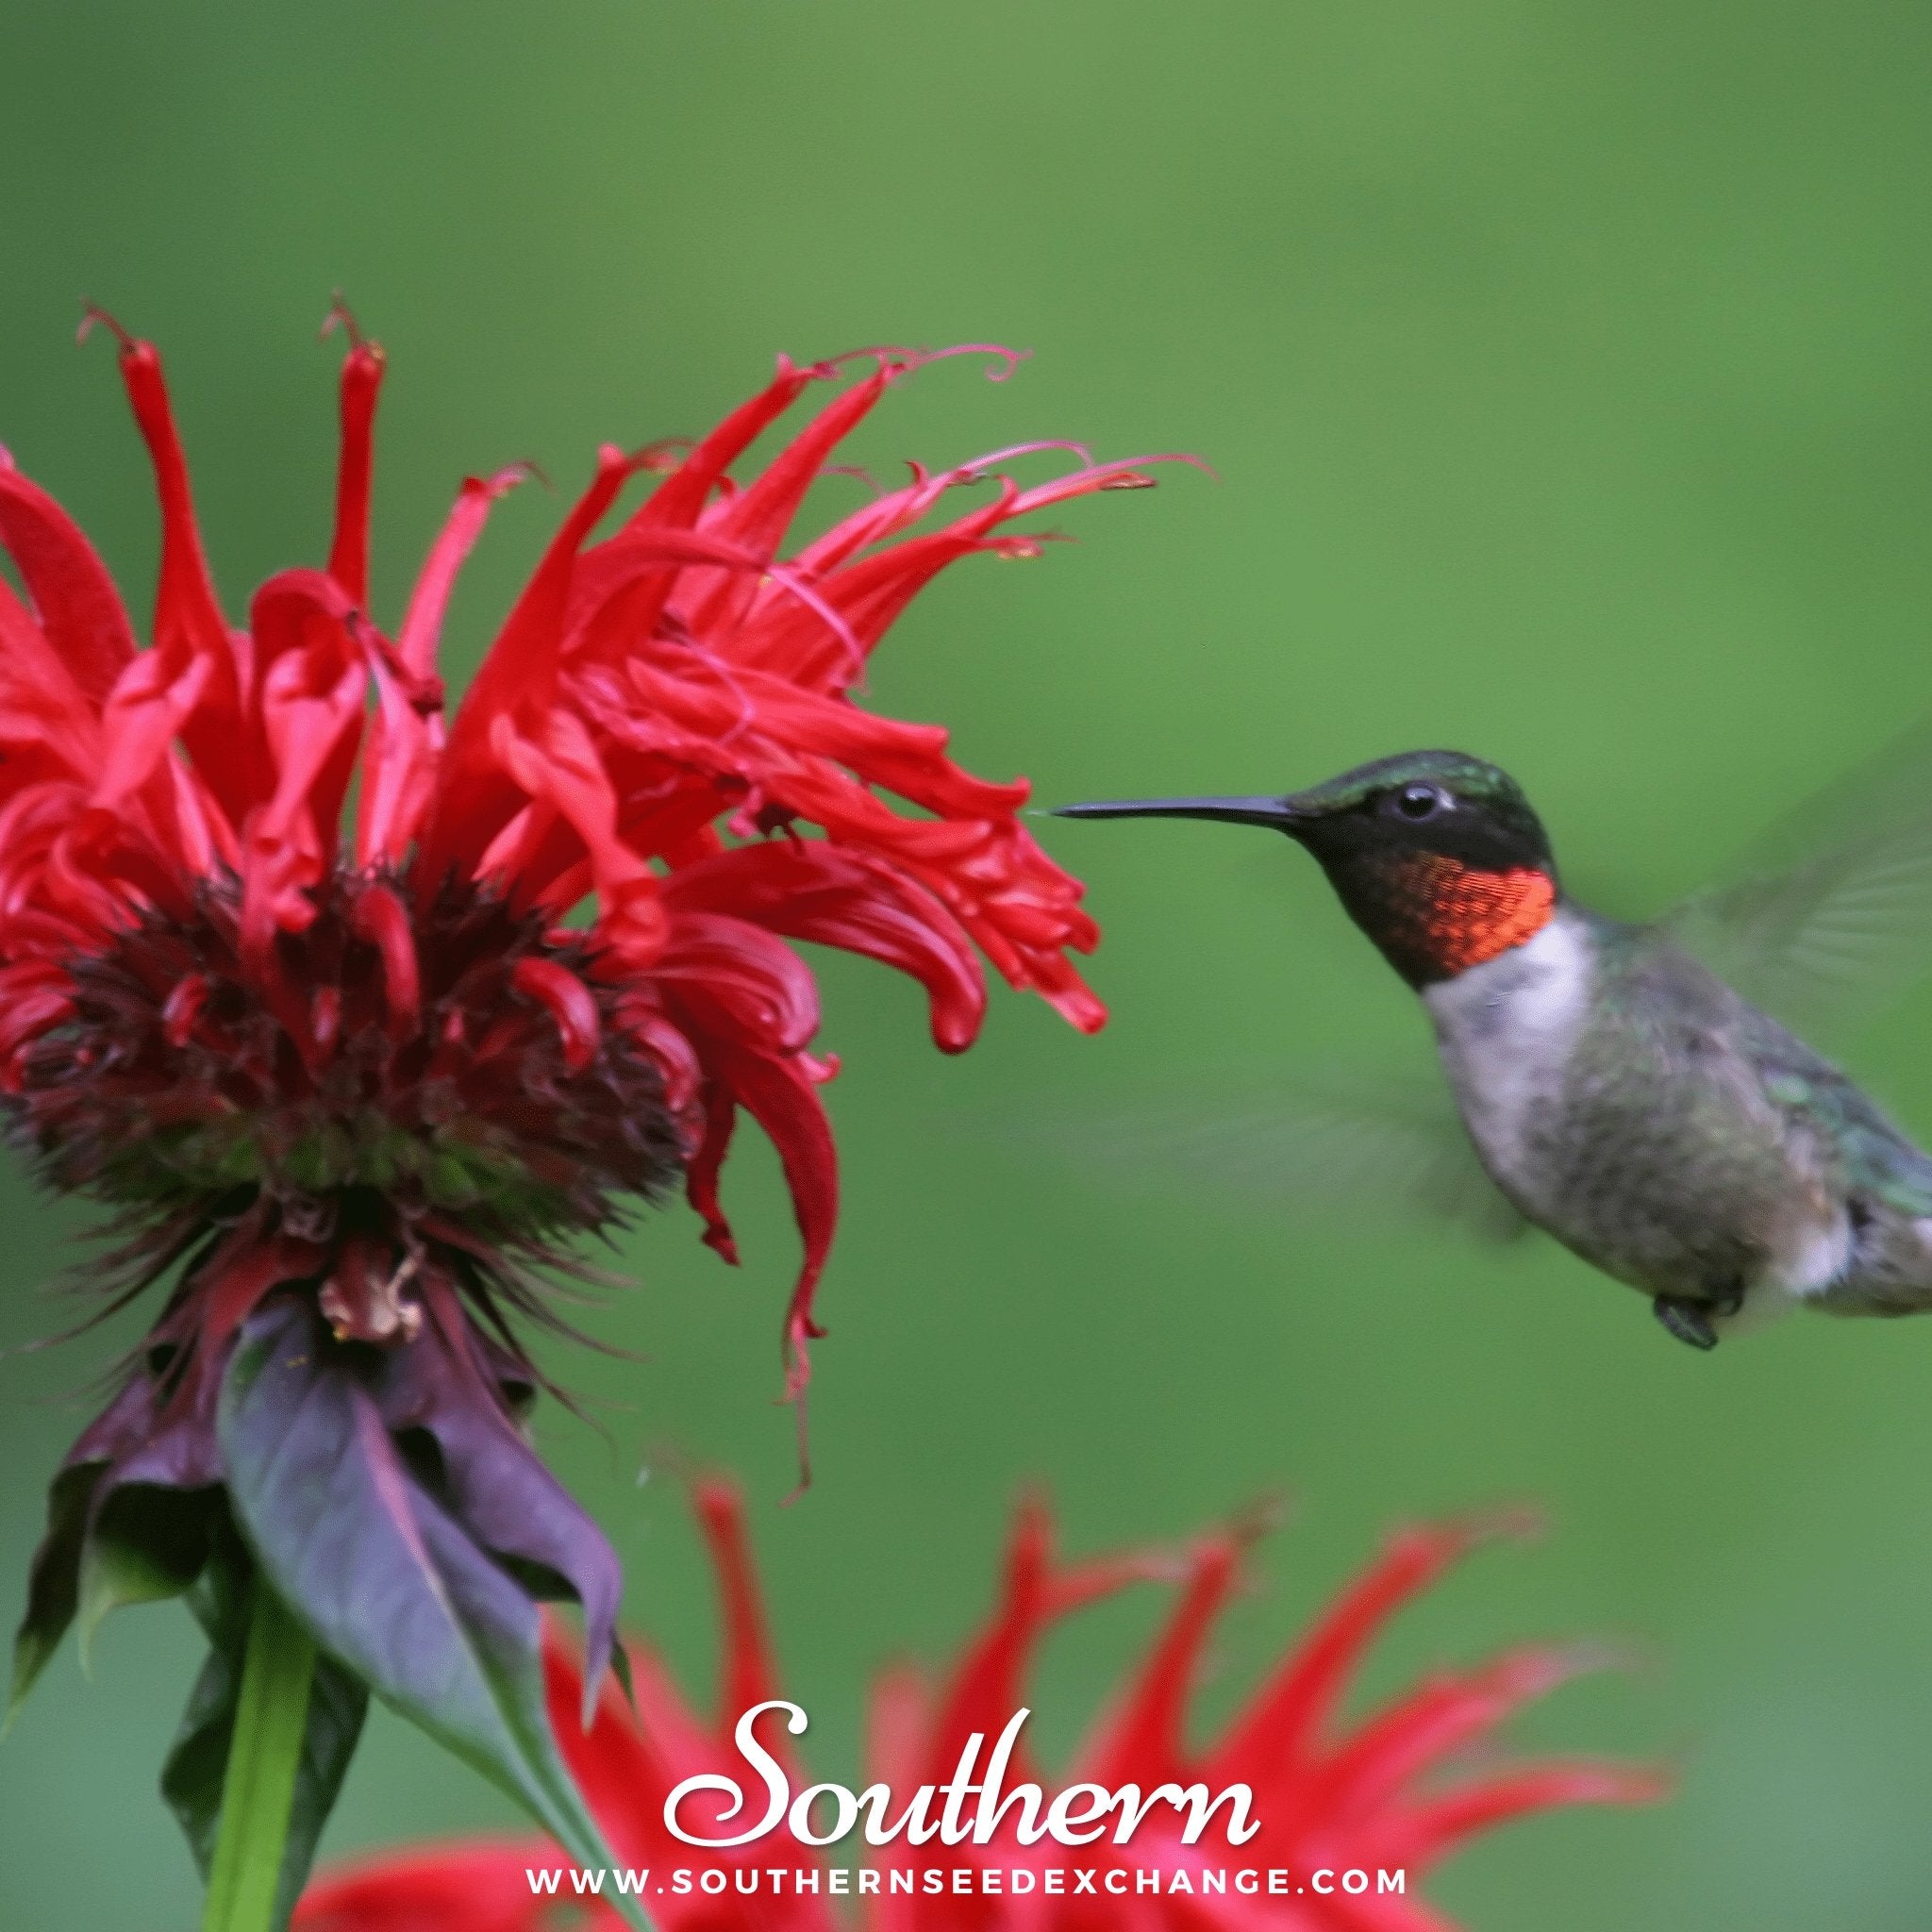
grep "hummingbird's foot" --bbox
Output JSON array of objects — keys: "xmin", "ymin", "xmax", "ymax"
[{"xmin": 1653, "ymin": 1295, "xmax": 1719, "ymax": 1351}]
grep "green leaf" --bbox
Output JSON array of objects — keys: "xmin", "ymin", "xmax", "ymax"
[{"xmin": 216, "ymin": 1298, "xmax": 655, "ymax": 1932}]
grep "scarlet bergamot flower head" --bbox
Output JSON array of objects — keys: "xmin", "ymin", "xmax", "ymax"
[
  {"xmin": 5, "ymin": 307, "xmax": 1174, "ymax": 1898},
  {"xmin": 293, "ymin": 1481, "xmax": 1664, "ymax": 1932}
]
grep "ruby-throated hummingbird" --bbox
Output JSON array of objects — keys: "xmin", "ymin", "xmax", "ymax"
[{"xmin": 1057, "ymin": 748, "xmax": 1932, "ymax": 1349}]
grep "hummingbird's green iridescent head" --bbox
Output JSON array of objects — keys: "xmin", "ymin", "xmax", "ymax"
[
  {"xmin": 1055, "ymin": 750, "xmax": 1560, "ymax": 985},
  {"xmin": 1276, "ymin": 750, "xmax": 1553, "ymax": 868}
]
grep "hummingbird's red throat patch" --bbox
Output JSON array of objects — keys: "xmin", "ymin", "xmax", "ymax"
[{"xmin": 1391, "ymin": 854, "xmax": 1557, "ymax": 979}]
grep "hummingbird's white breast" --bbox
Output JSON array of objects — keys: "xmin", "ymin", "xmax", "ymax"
[{"xmin": 1421, "ymin": 910, "xmax": 1595, "ymax": 1225}]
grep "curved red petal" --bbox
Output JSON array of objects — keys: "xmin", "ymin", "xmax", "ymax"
[
  {"xmin": 692, "ymin": 1477, "xmax": 781, "ymax": 1723},
  {"xmin": 664, "ymin": 841, "xmax": 986, "ymax": 1052},
  {"xmin": 682, "ymin": 1077, "xmax": 741, "ymax": 1264},
  {"xmin": 349, "ymin": 880, "xmax": 422, "ymax": 1039},
  {"xmin": 0, "ymin": 466, "xmax": 136, "ymax": 703},
  {"xmin": 655, "ymin": 910, "xmax": 822, "ymax": 1056},
  {"xmin": 686, "ymin": 1037, "xmax": 837, "ymax": 1408},
  {"xmin": 510, "ymin": 957, "xmax": 601, "ymax": 1074}
]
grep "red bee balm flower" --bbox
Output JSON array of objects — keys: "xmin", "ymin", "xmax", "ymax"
[
  {"xmin": 7, "ymin": 313, "xmax": 1165, "ymax": 1893},
  {"xmin": 296, "ymin": 1484, "xmax": 1662, "ymax": 1932}
]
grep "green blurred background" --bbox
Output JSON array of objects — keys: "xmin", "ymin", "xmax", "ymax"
[{"xmin": 7, "ymin": 3, "xmax": 1932, "ymax": 1925}]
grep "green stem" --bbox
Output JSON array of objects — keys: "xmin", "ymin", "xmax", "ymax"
[{"xmin": 202, "ymin": 1578, "xmax": 316, "ymax": 1932}]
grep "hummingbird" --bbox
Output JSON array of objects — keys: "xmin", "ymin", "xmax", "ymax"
[{"xmin": 1055, "ymin": 747, "xmax": 1932, "ymax": 1350}]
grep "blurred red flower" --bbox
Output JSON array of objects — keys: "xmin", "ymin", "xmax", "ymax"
[
  {"xmin": 8, "ymin": 310, "xmax": 1166, "ymax": 1880},
  {"xmin": 296, "ymin": 1482, "xmax": 1662, "ymax": 1932}
]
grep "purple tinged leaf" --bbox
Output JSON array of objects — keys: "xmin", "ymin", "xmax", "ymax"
[
  {"xmin": 372, "ymin": 1312, "xmax": 622, "ymax": 1725},
  {"xmin": 216, "ymin": 1298, "xmax": 653, "ymax": 1932}
]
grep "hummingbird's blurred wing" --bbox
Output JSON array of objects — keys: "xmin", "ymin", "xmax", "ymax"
[
  {"xmin": 1663, "ymin": 716, "xmax": 1932, "ymax": 1040},
  {"xmin": 1047, "ymin": 1066, "xmax": 1528, "ymax": 1242}
]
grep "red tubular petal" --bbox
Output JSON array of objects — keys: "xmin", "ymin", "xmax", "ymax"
[
  {"xmin": 691, "ymin": 1040, "xmax": 837, "ymax": 1410},
  {"xmin": 237, "ymin": 571, "xmax": 369, "ymax": 969},
  {"xmin": 48, "ymin": 806, "xmax": 188, "ymax": 927},
  {"xmin": 654, "ymin": 911, "xmax": 822, "ymax": 1057},
  {"xmin": 611, "ymin": 354, "xmax": 821, "ymax": 541},
  {"xmin": 353, "ymin": 463, "xmax": 528, "ymax": 872},
  {"xmin": 538, "ymin": 1623, "xmax": 707, "ymax": 1853},
  {"xmin": 248, "ymin": 568, "xmax": 366, "ymax": 814},
  {"xmin": 161, "ymin": 973, "xmax": 210, "ymax": 1047},
  {"xmin": 565, "ymin": 533, "xmax": 864, "ymax": 709},
  {"xmin": 1308, "ymin": 1646, "xmax": 1606, "ymax": 1829},
  {"xmin": 683, "ymin": 1079, "xmax": 741, "ymax": 1263},
  {"xmin": 353, "ymin": 655, "xmax": 441, "ymax": 874},
  {"xmin": 1005, "ymin": 450, "xmax": 1208, "ymax": 516},
  {"xmin": 919, "ymin": 1496, "xmax": 1061, "ymax": 1783},
  {"xmin": 621, "ymin": 1000, "xmax": 702, "ymax": 1115},
  {"xmin": 326, "ymin": 339, "xmax": 385, "ymax": 606},
  {"xmin": 0, "ymin": 467, "xmax": 137, "ymax": 703},
  {"xmin": 680, "ymin": 364, "xmax": 897, "ymax": 638},
  {"xmin": 663, "ymin": 841, "xmax": 987, "ymax": 1052},
  {"xmin": 397, "ymin": 465, "xmax": 532, "ymax": 681},
  {"xmin": 781, "ymin": 458, "xmax": 992, "ymax": 580},
  {"xmin": 100, "ymin": 329, "xmax": 255, "ymax": 822},
  {"xmin": 620, "ymin": 661, "xmax": 1025, "ymax": 823},
  {"xmin": 424, "ymin": 446, "xmax": 646, "ymax": 884},
  {"xmin": 1208, "ymin": 1517, "xmax": 1512, "ymax": 1782},
  {"xmin": 1391, "ymin": 1761, "xmax": 1669, "ymax": 1870},
  {"xmin": 350, "ymin": 881, "xmax": 421, "ymax": 1040},
  {"xmin": 1078, "ymin": 1531, "xmax": 1245, "ymax": 1790},
  {"xmin": 864, "ymin": 1663, "xmax": 932, "ymax": 1802},
  {"xmin": 0, "ymin": 976, "xmax": 75, "ymax": 1086},
  {"xmin": 485, "ymin": 710, "xmax": 665, "ymax": 961},
  {"xmin": 91, "ymin": 636, "xmax": 215, "ymax": 827},
  {"xmin": 691, "ymin": 1477, "xmax": 781, "ymax": 1724},
  {"xmin": 0, "ymin": 573, "xmax": 108, "ymax": 780},
  {"xmin": 538, "ymin": 1633, "xmax": 648, "ymax": 1857},
  {"xmin": 730, "ymin": 520, "xmax": 1008, "ymax": 691},
  {"xmin": 510, "ymin": 957, "xmax": 600, "ymax": 1073}
]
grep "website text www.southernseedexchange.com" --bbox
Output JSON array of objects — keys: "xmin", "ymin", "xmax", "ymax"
[{"xmin": 521, "ymin": 1864, "xmax": 1410, "ymax": 1901}]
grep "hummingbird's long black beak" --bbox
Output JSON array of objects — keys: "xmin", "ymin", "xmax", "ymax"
[{"xmin": 1050, "ymin": 794, "xmax": 1307, "ymax": 833}]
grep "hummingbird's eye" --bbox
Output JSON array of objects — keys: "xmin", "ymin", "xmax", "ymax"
[{"xmin": 1391, "ymin": 783, "xmax": 1446, "ymax": 821}]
